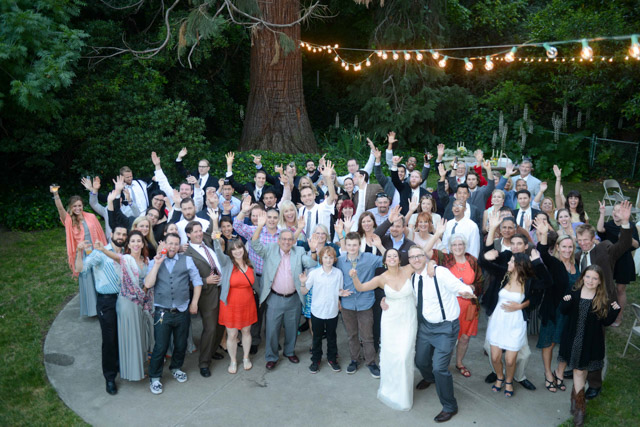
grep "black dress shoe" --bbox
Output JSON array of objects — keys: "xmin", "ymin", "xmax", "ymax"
[
  {"xmin": 485, "ymin": 372, "xmax": 498, "ymax": 384},
  {"xmin": 416, "ymin": 379, "xmax": 432, "ymax": 390},
  {"xmin": 434, "ymin": 409, "xmax": 458, "ymax": 422},
  {"xmin": 585, "ymin": 387, "xmax": 601, "ymax": 400},
  {"xmin": 266, "ymin": 361, "xmax": 277, "ymax": 370},
  {"xmin": 250, "ymin": 345, "xmax": 258, "ymax": 355},
  {"xmin": 519, "ymin": 379, "xmax": 536, "ymax": 390},
  {"xmin": 563, "ymin": 369, "xmax": 573, "ymax": 379},
  {"xmin": 287, "ymin": 354, "xmax": 300, "ymax": 364},
  {"xmin": 212, "ymin": 352, "xmax": 224, "ymax": 360},
  {"xmin": 106, "ymin": 380, "xmax": 117, "ymax": 395},
  {"xmin": 200, "ymin": 367, "xmax": 211, "ymax": 377}
]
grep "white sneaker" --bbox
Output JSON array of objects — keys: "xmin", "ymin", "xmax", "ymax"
[
  {"xmin": 150, "ymin": 380, "xmax": 163, "ymax": 395},
  {"xmin": 172, "ymin": 369, "xmax": 188, "ymax": 383}
]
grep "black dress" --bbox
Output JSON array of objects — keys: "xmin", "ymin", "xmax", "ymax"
[
  {"xmin": 599, "ymin": 221, "xmax": 638, "ymax": 284},
  {"xmin": 558, "ymin": 290, "xmax": 620, "ymax": 370}
]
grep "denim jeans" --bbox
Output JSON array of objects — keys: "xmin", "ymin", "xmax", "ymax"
[{"xmin": 149, "ymin": 309, "xmax": 190, "ymax": 379}]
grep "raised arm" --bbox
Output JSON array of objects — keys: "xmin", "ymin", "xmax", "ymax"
[
  {"xmin": 321, "ymin": 160, "xmax": 337, "ymax": 205},
  {"xmin": 596, "ymin": 200, "xmax": 606, "ymax": 233},
  {"xmin": 175, "ymin": 147, "xmax": 190, "ymax": 178},
  {"xmin": 350, "ymin": 268, "xmax": 384, "ymax": 292},
  {"xmin": 50, "ymin": 185, "xmax": 68, "ymax": 223},
  {"xmin": 553, "ymin": 165, "xmax": 565, "ymax": 209},
  {"xmin": 423, "ymin": 218, "xmax": 446, "ymax": 259}
]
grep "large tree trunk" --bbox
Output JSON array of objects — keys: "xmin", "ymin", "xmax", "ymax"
[{"xmin": 239, "ymin": 0, "xmax": 317, "ymax": 153}]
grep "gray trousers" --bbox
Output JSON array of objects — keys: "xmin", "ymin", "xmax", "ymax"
[
  {"xmin": 264, "ymin": 292, "xmax": 301, "ymax": 362},
  {"xmin": 415, "ymin": 319, "xmax": 459, "ymax": 413},
  {"xmin": 251, "ymin": 275, "xmax": 266, "ymax": 346}
]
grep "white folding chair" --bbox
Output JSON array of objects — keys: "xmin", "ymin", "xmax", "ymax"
[
  {"xmin": 632, "ymin": 188, "xmax": 640, "ymax": 222},
  {"xmin": 602, "ymin": 179, "xmax": 629, "ymax": 206},
  {"xmin": 622, "ymin": 303, "xmax": 640, "ymax": 357}
]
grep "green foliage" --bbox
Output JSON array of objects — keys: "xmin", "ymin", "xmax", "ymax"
[
  {"xmin": 0, "ymin": 190, "xmax": 62, "ymax": 231},
  {"xmin": 0, "ymin": 0, "xmax": 87, "ymax": 120}
]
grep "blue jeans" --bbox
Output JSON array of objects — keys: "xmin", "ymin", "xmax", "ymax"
[{"xmin": 149, "ymin": 309, "xmax": 190, "ymax": 379}]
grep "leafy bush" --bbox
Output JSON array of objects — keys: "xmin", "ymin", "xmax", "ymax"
[{"xmin": 0, "ymin": 191, "xmax": 64, "ymax": 231}]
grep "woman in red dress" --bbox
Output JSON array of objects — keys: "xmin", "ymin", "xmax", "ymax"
[
  {"xmin": 423, "ymin": 219, "xmax": 483, "ymax": 378},
  {"xmin": 215, "ymin": 237, "xmax": 258, "ymax": 374}
]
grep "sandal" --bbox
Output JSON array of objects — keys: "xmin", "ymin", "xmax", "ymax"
[
  {"xmin": 456, "ymin": 365, "xmax": 471, "ymax": 378},
  {"xmin": 504, "ymin": 381, "xmax": 514, "ymax": 398},
  {"xmin": 228, "ymin": 361, "xmax": 237, "ymax": 374},
  {"xmin": 544, "ymin": 377, "xmax": 557, "ymax": 393},
  {"xmin": 243, "ymin": 358, "xmax": 252, "ymax": 371},
  {"xmin": 553, "ymin": 370, "xmax": 566, "ymax": 391},
  {"xmin": 492, "ymin": 377, "xmax": 505, "ymax": 392}
]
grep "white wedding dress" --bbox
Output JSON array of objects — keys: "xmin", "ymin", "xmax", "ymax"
[{"xmin": 378, "ymin": 280, "xmax": 417, "ymax": 411}]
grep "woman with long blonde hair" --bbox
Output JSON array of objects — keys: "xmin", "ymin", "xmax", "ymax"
[{"xmin": 132, "ymin": 216, "xmax": 158, "ymax": 257}]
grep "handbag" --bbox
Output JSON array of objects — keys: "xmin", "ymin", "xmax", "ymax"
[{"xmin": 239, "ymin": 267, "xmax": 260, "ymax": 310}]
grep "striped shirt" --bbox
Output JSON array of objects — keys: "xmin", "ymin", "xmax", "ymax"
[
  {"xmin": 233, "ymin": 217, "xmax": 279, "ymax": 275},
  {"xmin": 82, "ymin": 244, "xmax": 122, "ymax": 294}
]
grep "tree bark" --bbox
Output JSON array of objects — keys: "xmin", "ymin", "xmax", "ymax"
[{"xmin": 239, "ymin": 0, "xmax": 317, "ymax": 153}]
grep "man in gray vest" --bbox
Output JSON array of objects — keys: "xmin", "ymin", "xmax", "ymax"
[{"xmin": 144, "ymin": 233, "xmax": 203, "ymax": 395}]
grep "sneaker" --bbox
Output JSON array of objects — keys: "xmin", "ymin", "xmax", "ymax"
[
  {"xmin": 172, "ymin": 369, "xmax": 188, "ymax": 383},
  {"xmin": 346, "ymin": 360, "xmax": 358, "ymax": 374},
  {"xmin": 328, "ymin": 361, "xmax": 341, "ymax": 372},
  {"xmin": 309, "ymin": 362, "xmax": 319, "ymax": 374},
  {"xmin": 150, "ymin": 380, "xmax": 163, "ymax": 395},
  {"xmin": 367, "ymin": 363, "xmax": 381, "ymax": 379}
]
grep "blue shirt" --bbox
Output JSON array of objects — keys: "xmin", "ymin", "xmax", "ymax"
[
  {"xmin": 336, "ymin": 252, "xmax": 383, "ymax": 311},
  {"xmin": 391, "ymin": 233, "xmax": 405, "ymax": 250},
  {"xmin": 148, "ymin": 254, "xmax": 203, "ymax": 312},
  {"xmin": 82, "ymin": 244, "xmax": 121, "ymax": 295}
]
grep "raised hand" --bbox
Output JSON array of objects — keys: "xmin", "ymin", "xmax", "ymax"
[
  {"xmin": 504, "ymin": 163, "xmax": 515, "ymax": 177},
  {"xmin": 207, "ymin": 207, "xmax": 219, "ymax": 222},
  {"xmin": 523, "ymin": 213, "xmax": 532, "ymax": 231},
  {"xmin": 438, "ymin": 162, "xmax": 447, "ymax": 178},
  {"xmin": 255, "ymin": 210, "xmax": 267, "ymax": 227},
  {"xmin": 387, "ymin": 131, "xmax": 397, "ymax": 145},
  {"xmin": 392, "ymin": 155, "xmax": 403, "ymax": 166},
  {"xmin": 172, "ymin": 188, "xmax": 181, "ymax": 203},
  {"xmin": 373, "ymin": 146, "xmax": 382, "ymax": 163},
  {"xmin": 80, "ymin": 176, "xmax": 93, "ymax": 192},
  {"xmin": 553, "ymin": 164, "xmax": 562, "ymax": 179},
  {"xmin": 529, "ymin": 248, "xmax": 540, "ymax": 261},
  {"xmin": 475, "ymin": 149, "xmax": 484, "ymax": 164},
  {"xmin": 533, "ymin": 217, "xmax": 549, "ymax": 236},
  {"xmin": 367, "ymin": 137, "xmax": 376, "ymax": 151},
  {"xmin": 308, "ymin": 233, "xmax": 319, "ymax": 252},
  {"xmin": 218, "ymin": 178, "xmax": 225, "ymax": 189},
  {"xmin": 598, "ymin": 200, "xmax": 606, "ymax": 216},
  {"xmin": 388, "ymin": 205, "xmax": 402, "ymax": 224},
  {"xmin": 241, "ymin": 196, "xmax": 255, "ymax": 214},
  {"xmin": 322, "ymin": 160, "xmax": 335, "ymax": 177},
  {"xmin": 221, "ymin": 200, "xmax": 231, "ymax": 213},
  {"xmin": 343, "ymin": 214, "xmax": 354, "ymax": 232},
  {"xmin": 225, "ymin": 152, "xmax": 234, "ymax": 166},
  {"xmin": 113, "ymin": 175, "xmax": 125, "ymax": 192},
  {"xmin": 437, "ymin": 143, "xmax": 445, "ymax": 159},
  {"xmin": 539, "ymin": 181, "xmax": 548, "ymax": 194},
  {"xmin": 186, "ymin": 175, "xmax": 197, "ymax": 186},
  {"xmin": 370, "ymin": 233, "xmax": 382, "ymax": 248},
  {"xmin": 122, "ymin": 188, "xmax": 131, "ymax": 202},
  {"xmin": 297, "ymin": 215, "xmax": 306, "ymax": 231},
  {"xmin": 107, "ymin": 190, "xmax": 118, "ymax": 203},
  {"xmin": 408, "ymin": 196, "xmax": 419, "ymax": 213},
  {"xmin": 618, "ymin": 199, "xmax": 632, "ymax": 224},
  {"xmin": 93, "ymin": 176, "xmax": 101, "ymax": 191},
  {"xmin": 488, "ymin": 210, "xmax": 501, "ymax": 230},
  {"xmin": 435, "ymin": 218, "xmax": 447, "ymax": 236},
  {"xmin": 482, "ymin": 159, "xmax": 492, "ymax": 171},
  {"xmin": 252, "ymin": 154, "xmax": 262, "ymax": 165},
  {"xmin": 425, "ymin": 152, "xmax": 433, "ymax": 162},
  {"xmin": 563, "ymin": 294, "xmax": 572, "ymax": 302},
  {"xmin": 334, "ymin": 219, "xmax": 344, "ymax": 236},
  {"xmin": 151, "ymin": 151, "xmax": 161, "ymax": 167},
  {"xmin": 178, "ymin": 147, "xmax": 188, "ymax": 159},
  {"xmin": 484, "ymin": 249, "xmax": 499, "ymax": 261}
]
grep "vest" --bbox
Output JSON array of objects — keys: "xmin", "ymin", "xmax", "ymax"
[{"xmin": 154, "ymin": 255, "xmax": 191, "ymax": 309}]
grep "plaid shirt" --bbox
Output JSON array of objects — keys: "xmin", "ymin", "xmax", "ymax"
[{"xmin": 233, "ymin": 217, "xmax": 279, "ymax": 275}]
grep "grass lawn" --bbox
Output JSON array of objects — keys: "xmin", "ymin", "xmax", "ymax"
[{"xmin": 0, "ymin": 179, "xmax": 638, "ymax": 426}]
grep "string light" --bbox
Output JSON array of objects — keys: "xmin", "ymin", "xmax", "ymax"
[
  {"xmin": 505, "ymin": 47, "xmax": 517, "ymax": 62},
  {"xmin": 416, "ymin": 52, "xmax": 423, "ymax": 61},
  {"xmin": 543, "ymin": 43, "xmax": 558, "ymax": 59},
  {"xmin": 392, "ymin": 51, "xmax": 399, "ymax": 60},
  {"xmin": 464, "ymin": 58, "xmax": 473, "ymax": 71},
  {"xmin": 376, "ymin": 51, "xmax": 383, "ymax": 57},
  {"xmin": 334, "ymin": 55, "xmax": 339, "ymax": 62},
  {"xmin": 404, "ymin": 51, "xmax": 411, "ymax": 61},
  {"xmin": 366, "ymin": 58, "xmax": 371, "ymax": 66},
  {"xmin": 431, "ymin": 50, "xmax": 440, "ymax": 60},
  {"xmin": 382, "ymin": 51, "xmax": 388, "ymax": 60},
  {"xmin": 484, "ymin": 56, "xmax": 494, "ymax": 71},
  {"xmin": 581, "ymin": 39, "xmax": 593, "ymax": 60},
  {"xmin": 630, "ymin": 35, "xmax": 640, "ymax": 58},
  {"xmin": 438, "ymin": 55, "xmax": 448, "ymax": 68}
]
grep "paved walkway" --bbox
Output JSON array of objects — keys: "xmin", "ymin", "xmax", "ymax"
[{"xmin": 45, "ymin": 295, "xmax": 571, "ymax": 426}]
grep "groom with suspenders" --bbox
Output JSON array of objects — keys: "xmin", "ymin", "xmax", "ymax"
[{"xmin": 408, "ymin": 246, "xmax": 475, "ymax": 423}]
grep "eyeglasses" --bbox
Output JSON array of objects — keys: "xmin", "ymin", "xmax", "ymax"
[{"xmin": 408, "ymin": 254, "xmax": 426, "ymax": 261}]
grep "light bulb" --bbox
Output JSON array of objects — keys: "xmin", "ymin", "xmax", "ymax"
[
  {"xmin": 505, "ymin": 47, "xmax": 517, "ymax": 63},
  {"xmin": 404, "ymin": 51, "xmax": 411, "ymax": 61},
  {"xmin": 345, "ymin": 64, "xmax": 349, "ymax": 71},
  {"xmin": 438, "ymin": 55, "xmax": 447, "ymax": 68},
  {"xmin": 580, "ymin": 39, "xmax": 593, "ymax": 60},
  {"xmin": 630, "ymin": 35, "xmax": 640, "ymax": 58},
  {"xmin": 464, "ymin": 58, "xmax": 473, "ymax": 71},
  {"xmin": 334, "ymin": 55, "xmax": 339, "ymax": 62},
  {"xmin": 366, "ymin": 59, "xmax": 371, "ymax": 66},
  {"xmin": 484, "ymin": 56, "xmax": 494, "ymax": 71},
  {"xmin": 382, "ymin": 52, "xmax": 388, "ymax": 60},
  {"xmin": 341, "ymin": 61, "xmax": 345, "ymax": 68},
  {"xmin": 392, "ymin": 51, "xmax": 399, "ymax": 60},
  {"xmin": 416, "ymin": 52, "xmax": 423, "ymax": 61},
  {"xmin": 376, "ymin": 51, "xmax": 383, "ymax": 57},
  {"xmin": 334, "ymin": 44, "xmax": 339, "ymax": 49},
  {"xmin": 431, "ymin": 50, "xmax": 440, "ymax": 60},
  {"xmin": 543, "ymin": 43, "xmax": 558, "ymax": 59},
  {"xmin": 312, "ymin": 48, "xmax": 317, "ymax": 53},
  {"xmin": 307, "ymin": 45, "xmax": 312, "ymax": 51},
  {"xmin": 300, "ymin": 42, "xmax": 305, "ymax": 47},
  {"xmin": 354, "ymin": 64, "xmax": 361, "ymax": 71}
]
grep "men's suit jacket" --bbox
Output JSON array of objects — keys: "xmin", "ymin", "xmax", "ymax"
[
  {"xmin": 437, "ymin": 180, "xmax": 483, "ymax": 229},
  {"xmin": 353, "ymin": 183, "xmax": 384, "ymax": 212},
  {"xmin": 510, "ymin": 175, "xmax": 541, "ymax": 199},
  {"xmin": 391, "ymin": 169, "xmax": 428, "ymax": 215},
  {"xmin": 183, "ymin": 242, "xmax": 229, "ymax": 306},
  {"xmin": 374, "ymin": 219, "xmax": 415, "ymax": 266},
  {"xmin": 250, "ymin": 240, "xmax": 317, "ymax": 304},
  {"xmin": 576, "ymin": 227, "xmax": 632, "ymax": 300},
  {"xmin": 227, "ymin": 173, "xmax": 275, "ymax": 204},
  {"xmin": 511, "ymin": 207, "xmax": 542, "ymax": 229},
  {"xmin": 175, "ymin": 160, "xmax": 219, "ymax": 192}
]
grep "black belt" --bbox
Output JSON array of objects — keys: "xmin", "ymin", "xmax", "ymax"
[
  {"xmin": 97, "ymin": 293, "xmax": 118, "ymax": 298},
  {"xmin": 158, "ymin": 307, "xmax": 180, "ymax": 313},
  {"xmin": 255, "ymin": 273, "xmax": 262, "ymax": 277},
  {"xmin": 272, "ymin": 290, "xmax": 296, "ymax": 298}
]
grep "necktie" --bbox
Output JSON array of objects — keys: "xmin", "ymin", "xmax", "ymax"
[
  {"xmin": 202, "ymin": 244, "xmax": 220, "ymax": 276},
  {"xmin": 451, "ymin": 222, "xmax": 458, "ymax": 235},
  {"xmin": 519, "ymin": 211, "xmax": 525, "ymax": 227},
  {"xmin": 457, "ymin": 177, "xmax": 461, "ymax": 184},
  {"xmin": 199, "ymin": 177, "xmax": 203, "ymax": 187},
  {"xmin": 580, "ymin": 251, "xmax": 590, "ymax": 272},
  {"xmin": 417, "ymin": 275, "xmax": 426, "ymax": 323},
  {"xmin": 305, "ymin": 209, "xmax": 312, "ymax": 237},
  {"xmin": 128, "ymin": 184, "xmax": 137, "ymax": 207},
  {"xmin": 255, "ymin": 188, "xmax": 261, "ymax": 201}
]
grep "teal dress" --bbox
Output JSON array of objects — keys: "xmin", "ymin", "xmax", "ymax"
[{"xmin": 78, "ymin": 221, "xmax": 97, "ymax": 317}]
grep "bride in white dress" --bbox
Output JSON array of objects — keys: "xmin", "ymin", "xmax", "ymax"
[{"xmin": 351, "ymin": 248, "xmax": 417, "ymax": 411}]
